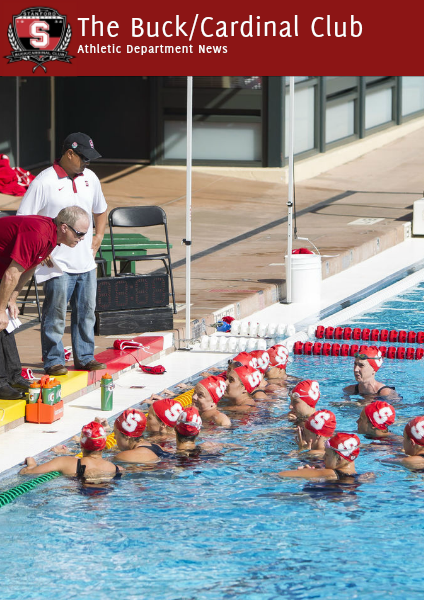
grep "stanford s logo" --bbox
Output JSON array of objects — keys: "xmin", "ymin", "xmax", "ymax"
[{"xmin": 6, "ymin": 7, "xmax": 73, "ymax": 72}]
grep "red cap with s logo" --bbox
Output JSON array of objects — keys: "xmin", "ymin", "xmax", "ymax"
[
  {"xmin": 327, "ymin": 432, "xmax": 360, "ymax": 461},
  {"xmin": 364, "ymin": 401, "xmax": 395, "ymax": 430},
  {"xmin": 115, "ymin": 409, "xmax": 147, "ymax": 437},
  {"xmin": 152, "ymin": 398, "xmax": 183, "ymax": 427},
  {"xmin": 305, "ymin": 410, "xmax": 336, "ymax": 437},
  {"xmin": 199, "ymin": 376, "xmax": 227, "ymax": 404},
  {"xmin": 267, "ymin": 345, "xmax": 289, "ymax": 369},
  {"xmin": 290, "ymin": 380, "xmax": 320, "ymax": 408},
  {"xmin": 248, "ymin": 350, "xmax": 270, "ymax": 374},
  {"xmin": 405, "ymin": 415, "xmax": 424, "ymax": 446},
  {"xmin": 233, "ymin": 365, "xmax": 262, "ymax": 394},
  {"xmin": 175, "ymin": 406, "xmax": 202, "ymax": 436}
]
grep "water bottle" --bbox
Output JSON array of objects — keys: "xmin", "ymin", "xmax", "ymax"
[{"xmin": 101, "ymin": 373, "xmax": 114, "ymax": 411}]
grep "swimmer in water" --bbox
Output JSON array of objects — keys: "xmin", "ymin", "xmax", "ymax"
[
  {"xmin": 224, "ymin": 365, "xmax": 262, "ymax": 411},
  {"xmin": 264, "ymin": 345, "xmax": 290, "ymax": 391},
  {"xmin": 356, "ymin": 400, "xmax": 398, "ymax": 441},
  {"xmin": 114, "ymin": 409, "xmax": 172, "ymax": 463},
  {"xmin": 343, "ymin": 347, "xmax": 397, "ymax": 399},
  {"xmin": 385, "ymin": 416, "xmax": 424, "ymax": 470},
  {"xmin": 192, "ymin": 376, "xmax": 232, "ymax": 427},
  {"xmin": 20, "ymin": 421, "xmax": 123, "ymax": 482},
  {"xmin": 225, "ymin": 351, "xmax": 269, "ymax": 400},
  {"xmin": 296, "ymin": 409, "xmax": 337, "ymax": 457},
  {"xmin": 277, "ymin": 432, "xmax": 364, "ymax": 481},
  {"xmin": 146, "ymin": 398, "xmax": 183, "ymax": 439},
  {"xmin": 288, "ymin": 379, "xmax": 320, "ymax": 423},
  {"xmin": 174, "ymin": 406, "xmax": 204, "ymax": 456}
]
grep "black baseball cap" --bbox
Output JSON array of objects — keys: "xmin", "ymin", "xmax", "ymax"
[{"xmin": 62, "ymin": 132, "xmax": 102, "ymax": 160}]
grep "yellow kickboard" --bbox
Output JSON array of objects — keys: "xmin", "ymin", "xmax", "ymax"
[
  {"xmin": 53, "ymin": 371, "xmax": 89, "ymax": 399},
  {"xmin": 0, "ymin": 399, "xmax": 26, "ymax": 426}
]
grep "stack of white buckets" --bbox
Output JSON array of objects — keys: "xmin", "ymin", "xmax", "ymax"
[{"xmin": 195, "ymin": 321, "xmax": 296, "ymax": 353}]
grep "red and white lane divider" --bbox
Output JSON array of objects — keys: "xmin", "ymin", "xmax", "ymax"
[
  {"xmin": 293, "ymin": 341, "xmax": 424, "ymax": 360},
  {"xmin": 314, "ymin": 326, "xmax": 424, "ymax": 344}
]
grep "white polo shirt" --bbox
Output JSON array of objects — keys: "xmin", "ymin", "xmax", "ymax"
[{"xmin": 17, "ymin": 161, "xmax": 107, "ymax": 273}]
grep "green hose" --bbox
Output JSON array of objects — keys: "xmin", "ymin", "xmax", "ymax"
[{"xmin": 0, "ymin": 471, "xmax": 60, "ymax": 507}]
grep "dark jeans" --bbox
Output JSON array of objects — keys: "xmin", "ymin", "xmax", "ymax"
[{"xmin": 0, "ymin": 330, "xmax": 22, "ymax": 387}]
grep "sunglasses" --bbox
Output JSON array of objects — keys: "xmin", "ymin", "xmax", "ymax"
[{"xmin": 63, "ymin": 223, "xmax": 87, "ymax": 238}]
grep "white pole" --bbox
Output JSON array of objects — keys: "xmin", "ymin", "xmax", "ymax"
[
  {"xmin": 286, "ymin": 76, "xmax": 295, "ymax": 303},
  {"xmin": 185, "ymin": 76, "xmax": 193, "ymax": 341}
]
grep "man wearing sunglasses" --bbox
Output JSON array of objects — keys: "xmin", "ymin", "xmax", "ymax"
[
  {"xmin": 17, "ymin": 133, "xmax": 108, "ymax": 376},
  {"xmin": 0, "ymin": 206, "xmax": 89, "ymax": 399}
]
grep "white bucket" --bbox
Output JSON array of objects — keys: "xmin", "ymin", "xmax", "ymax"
[{"xmin": 285, "ymin": 253, "xmax": 322, "ymax": 304}]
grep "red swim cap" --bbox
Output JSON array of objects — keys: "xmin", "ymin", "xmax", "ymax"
[
  {"xmin": 248, "ymin": 350, "xmax": 270, "ymax": 374},
  {"xmin": 355, "ymin": 346, "xmax": 383, "ymax": 372},
  {"xmin": 233, "ymin": 365, "xmax": 262, "ymax": 394},
  {"xmin": 199, "ymin": 376, "xmax": 227, "ymax": 404},
  {"xmin": 152, "ymin": 398, "xmax": 183, "ymax": 428},
  {"xmin": 115, "ymin": 409, "xmax": 147, "ymax": 437},
  {"xmin": 327, "ymin": 432, "xmax": 360, "ymax": 461},
  {"xmin": 80, "ymin": 421, "xmax": 107, "ymax": 451},
  {"xmin": 291, "ymin": 380, "xmax": 320, "ymax": 408},
  {"xmin": 405, "ymin": 416, "xmax": 424, "ymax": 446},
  {"xmin": 364, "ymin": 401, "xmax": 395, "ymax": 430},
  {"xmin": 175, "ymin": 406, "xmax": 202, "ymax": 436},
  {"xmin": 305, "ymin": 410, "xmax": 336, "ymax": 437},
  {"xmin": 232, "ymin": 352, "xmax": 252, "ymax": 367},
  {"xmin": 267, "ymin": 345, "xmax": 289, "ymax": 369}
]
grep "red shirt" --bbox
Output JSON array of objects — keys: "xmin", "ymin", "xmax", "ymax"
[{"xmin": 0, "ymin": 215, "xmax": 57, "ymax": 278}]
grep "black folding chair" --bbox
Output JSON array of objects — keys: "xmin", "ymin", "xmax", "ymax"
[{"xmin": 108, "ymin": 206, "xmax": 177, "ymax": 313}]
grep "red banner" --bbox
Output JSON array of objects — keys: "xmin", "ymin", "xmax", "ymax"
[{"xmin": 0, "ymin": 0, "xmax": 423, "ymax": 76}]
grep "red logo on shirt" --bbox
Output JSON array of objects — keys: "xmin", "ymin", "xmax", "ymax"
[{"xmin": 85, "ymin": 181, "xmax": 89, "ymax": 186}]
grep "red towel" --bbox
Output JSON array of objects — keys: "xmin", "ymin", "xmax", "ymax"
[{"xmin": 0, "ymin": 154, "xmax": 35, "ymax": 196}]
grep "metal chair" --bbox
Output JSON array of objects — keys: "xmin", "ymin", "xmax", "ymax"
[{"xmin": 108, "ymin": 206, "xmax": 177, "ymax": 313}]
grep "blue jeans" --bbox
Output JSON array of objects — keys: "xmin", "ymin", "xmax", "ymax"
[{"xmin": 41, "ymin": 269, "xmax": 97, "ymax": 369}]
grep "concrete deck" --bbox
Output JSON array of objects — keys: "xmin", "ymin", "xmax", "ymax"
[{"xmin": 0, "ymin": 118, "xmax": 423, "ymax": 375}]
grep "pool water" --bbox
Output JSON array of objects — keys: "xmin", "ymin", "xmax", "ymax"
[{"xmin": 2, "ymin": 283, "xmax": 424, "ymax": 599}]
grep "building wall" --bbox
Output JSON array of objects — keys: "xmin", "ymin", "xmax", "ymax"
[{"xmin": 1, "ymin": 76, "xmax": 424, "ymax": 169}]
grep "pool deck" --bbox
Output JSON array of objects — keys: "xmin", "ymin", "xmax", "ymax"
[{"xmin": 1, "ymin": 118, "xmax": 424, "ymax": 472}]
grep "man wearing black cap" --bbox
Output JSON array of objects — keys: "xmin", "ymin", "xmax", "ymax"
[{"xmin": 17, "ymin": 133, "xmax": 108, "ymax": 376}]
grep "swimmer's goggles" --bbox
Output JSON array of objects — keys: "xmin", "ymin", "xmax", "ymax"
[{"xmin": 354, "ymin": 352, "xmax": 378, "ymax": 360}]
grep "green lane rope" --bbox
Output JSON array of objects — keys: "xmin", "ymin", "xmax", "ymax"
[{"xmin": 0, "ymin": 471, "xmax": 60, "ymax": 507}]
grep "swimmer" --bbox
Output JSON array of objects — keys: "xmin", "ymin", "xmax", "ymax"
[
  {"xmin": 264, "ymin": 345, "xmax": 290, "ymax": 390},
  {"xmin": 175, "ymin": 406, "xmax": 203, "ymax": 455},
  {"xmin": 114, "ymin": 409, "xmax": 172, "ymax": 463},
  {"xmin": 296, "ymin": 410, "xmax": 337, "ymax": 457},
  {"xmin": 146, "ymin": 398, "xmax": 183, "ymax": 438},
  {"xmin": 19, "ymin": 421, "xmax": 123, "ymax": 482},
  {"xmin": 356, "ymin": 400, "xmax": 397, "ymax": 440},
  {"xmin": 288, "ymin": 380, "xmax": 320, "ymax": 423},
  {"xmin": 343, "ymin": 347, "xmax": 397, "ymax": 398},
  {"xmin": 277, "ymin": 432, "xmax": 364, "ymax": 480},
  {"xmin": 385, "ymin": 416, "xmax": 424, "ymax": 470},
  {"xmin": 224, "ymin": 365, "xmax": 262, "ymax": 411},
  {"xmin": 192, "ymin": 376, "xmax": 232, "ymax": 427},
  {"xmin": 226, "ymin": 351, "xmax": 269, "ymax": 400}
]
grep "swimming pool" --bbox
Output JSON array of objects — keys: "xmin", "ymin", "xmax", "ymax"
[{"xmin": 2, "ymin": 282, "xmax": 424, "ymax": 599}]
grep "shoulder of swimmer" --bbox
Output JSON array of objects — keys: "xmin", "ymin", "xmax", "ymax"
[
  {"xmin": 276, "ymin": 467, "xmax": 338, "ymax": 480},
  {"xmin": 114, "ymin": 447, "xmax": 160, "ymax": 463}
]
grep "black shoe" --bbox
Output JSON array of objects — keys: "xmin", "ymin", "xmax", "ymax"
[
  {"xmin": 76, "ymin": 360, "xmax": 107, "ymax": 372},
  {"xmin": 0, "ymin": 385, "xmax": 25, "ymax": 400},
  {"xmin": 11, "ymin": 376, "xmax": 32, "ymax": 390},
  {"xmin": 45, "ymin": 364, "xmax": 68, "ymax": 376}
]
